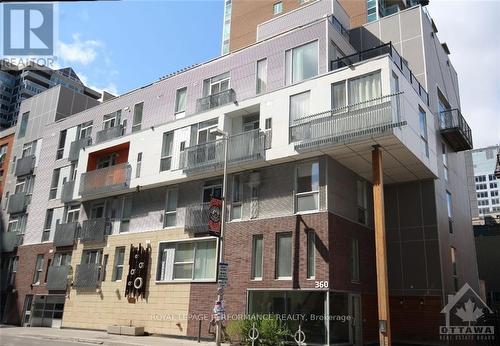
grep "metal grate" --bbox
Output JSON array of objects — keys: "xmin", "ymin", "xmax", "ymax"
[
  {"xmin": 80, "ymin": 218, "xmax": 107, "ymax": 243},
  {"xmin": 46, "ymin": 265, "xmax": 71, "ymax": 291},
  {"xmin": 53, "ymin": 222, "xmax": 78, "ymax": 247},
  {"xmin": 7, "ymin": 192, "xmax": 28, "ymax": 214},
  {"xmin": 15, "ymin": 155, "xmax": 35, "ymax": 176},
  {"xmin": 73, "ymin": 263, "xmax": 101, "ymax": 289},
  {"xmin": 1, "ymin": 232, "xmax": 22, "ymax": 253}
]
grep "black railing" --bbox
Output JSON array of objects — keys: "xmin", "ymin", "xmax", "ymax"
[
  {"xmin": 329, "ymin": 15, "xmax": 349, "ymax": 40},
  {"xmin": 330, "ymin": 42, "xmax": 429, "ymax": 106},
  {"xmin": 439, "ymin": 109, "xmax": 473, "ymax": 151}
]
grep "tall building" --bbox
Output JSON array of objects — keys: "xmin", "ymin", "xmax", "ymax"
[
  {"xmin": 0, "ymin": 1, "xmax": 478, "ymax": 344},
  {"xmin": 0, "ymin": 61, "xmax": 101, "ymax": 128},
  {"xmin": 0, "ymin": 127, "xmax": 15, "ymax": 202}
]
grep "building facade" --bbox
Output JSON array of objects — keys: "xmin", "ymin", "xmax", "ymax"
[
  {"xmin": 0, "ymin": 127, "xmax": 15, "ymax": 202},
  {"xmin": 0, "ymin": 1, "xmax": 478, "ymax": 344},
  {"xmin": 0, "ymin": 61, "xmax": 101, "ymax": 128}
]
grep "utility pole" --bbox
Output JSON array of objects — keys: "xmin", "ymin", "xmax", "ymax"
[{"xmin": 372, "ymin": 145, "xmax": 391, "ymax": 346}]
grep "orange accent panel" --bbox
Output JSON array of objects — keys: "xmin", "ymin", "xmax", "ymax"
[{"xmin": 86, "ymin": 142, "xmax": 130, "ymax": 172}]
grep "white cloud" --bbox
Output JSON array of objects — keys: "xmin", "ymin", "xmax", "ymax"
[
  {"xmin": 78, "ymin": 72, "xmax": 118, "ymax": 97},
  {"xmin": 57, "ymin": 33, "xmax": 103, "ymax": 65},
  {"xmin": 427, "ymin": 0, "xmax": 500, "ymax": 148}
]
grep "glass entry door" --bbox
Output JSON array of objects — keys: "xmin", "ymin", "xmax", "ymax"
[{"xmin": 30, "ymin": 295, "xmax": 65, "ymax": 328}]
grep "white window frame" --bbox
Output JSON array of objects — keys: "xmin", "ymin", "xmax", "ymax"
[
  {"xmin": 275, "ymin": 232, "xmax": 292, "ymax": 280},
  {"xmin": 231, "ymin": 175, "xmax": 242, "ymax": 220},
  {"xmin": 102, "ymin": 110, "xmax": 121, "ymax": 130},
  {"xmin": 78, "ymin": 121, "xmax": 93, "ymax": 139},
  {"xmin": 295, "ymin": 160, "xmax": 320, "ymax": 214},
  {"xmin": 132, "ymin": 102, "xmax": 144, "ymax": 133},
  {"xmin": 160, "ymin": 131, "xmax": 174, "ymax": 172},
  {"xmin": 32, "ymin": 254, "xmax": 44, "ymax": 285},
  {"xmin": 112, "ymin": 247, "xmax": 126, "ymax": 282},
  {"xmin": 256, "ymin": 58, "xmax": 268, "ymax": 94},
  {"xmin": 164, "ymin": 188, "xmax": 178, "ymax": 228},
  {"xmin": 285, "ymin": 40, "xmax": 319, "ymax": 85},
  {"xmin": 65, "ymin": 204, "xmax": 80, "ymax": 223},
  {"xmin": 273, "ymin": 1, "xmax": 283, "ymax": 15},
  {"xmin": 442, "ymin": 142, "xmax": 449, "ymax": 181},
  {"xmin": 357, "ymin": 180, "xmax": 368, "ymax": 225},
  {"xmin": 175, "ymin": 87, "xmax": 187, "ymax": 114}
]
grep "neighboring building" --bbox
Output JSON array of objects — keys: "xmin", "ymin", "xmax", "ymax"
[
  {"xmin": 0, "ymin": 1, "xmax": 478, "ymax": 344},
  {"xmin": 468, "ymin": 145, "xmax": 500, "ymax": 217},
  {"xmin": 223, "ymin": 0, "xmax": 430, "ymax": 53},
  {"xmin": 0, "ymin": 127, "xmax": 15, "ymax": 202},
  {"xmin": 0, "ymin": 61, "xmax": 101, "ymax": 128}
]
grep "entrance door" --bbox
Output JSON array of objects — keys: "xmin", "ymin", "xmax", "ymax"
[
  {"xmin": 30, "ymin": 295, "xmax": 65, "ymax": 328},
  {"xmin": 349, "ymin": 294, "xmax": 362, "ymax": 346},
  {"xmin": 22, "ymin": 295, "xmax": 34, "ymax": 326}
]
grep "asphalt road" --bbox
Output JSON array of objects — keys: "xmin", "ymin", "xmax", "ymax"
[{"xmin": 0, "ymin": 335, "xmax": 97, "ymax": 346}]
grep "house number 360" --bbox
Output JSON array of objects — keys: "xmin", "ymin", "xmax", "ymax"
[{"xmin": 315, "ymin": 281, "xmax": 329, "ymax": 289}]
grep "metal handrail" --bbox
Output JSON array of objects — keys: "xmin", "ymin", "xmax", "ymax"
[{"xmin": 439, "ymin": 109, "xmax": 473, "ymax": 147}]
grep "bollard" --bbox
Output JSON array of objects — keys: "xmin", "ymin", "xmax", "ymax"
[{"xmin": 198, "ymin": 320, "xmax": 202, "ymax": 343}]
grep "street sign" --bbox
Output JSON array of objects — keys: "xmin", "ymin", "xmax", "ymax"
[{"xmin": 218, "ymin": 262, "xmax": 228, "ymax": 288}]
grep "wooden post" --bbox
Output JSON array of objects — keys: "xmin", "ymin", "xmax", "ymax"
[{"xmin": 372, "ymin": 146, "xmax": 391, "ymax": 346}]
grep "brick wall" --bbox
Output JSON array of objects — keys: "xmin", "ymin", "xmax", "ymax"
[{"xmin": 0, "ymin": 131, "xmax": 14, "ymax": 200}]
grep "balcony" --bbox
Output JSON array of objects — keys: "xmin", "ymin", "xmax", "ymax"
[
  {"xmin": 73, "ymin": 263, "xmax": 101, "ymax": 289},
  {"xmin": 330, "ymin": 42, "xmax": 429, "ymax": 106},
  {"xmin": 53, "ymin": 222, "xmax": 78, "ymax": 247},
  {"xmin": 80, "ymin": 218, "xmax": 107, "ymax": 243},
  {"xmin": 61, "ymin": 180, "xmax": 76, "ymax": 203},
  {"xmin": 7, "ymin": 192, "xmax": 28, "ymax": 214},
  {"xmin": 179, "ymin": 129, "xmax": 266, "ymax": 173},
  {"xmin": 68, "ymin": 137, "xmax": 92, "ymax": 161},
  {"xmin": 79, "ymin": 163, "xmax": 131, "ymax": 198},
  {"xmin": 95, "ymin": 125, "xmax": 124, "ymax": 144},
  {"xmin": 290, "ymin": 94, "xmax": 405, "ymax": 151},
  {"xmin": 196, "ymin": 89, "xmax": 236, "ymax": 113},
  {"xmin": 439, "ymin": 109, "xmax": 473, "ymax": 152},
  {"xmin": 46, "ymin": 265, "xmax": 71, "ymax": 291},
  {"xmin": 184, "ymin": 203, "xmax": 210, "ymax": 234},
  {"xmin": 15, "ymin": 155, "xmax": 35, "ymax": 176},
  {"xmin": 1, "ymin": 232, "xmax": 22, "ymax": 253}
]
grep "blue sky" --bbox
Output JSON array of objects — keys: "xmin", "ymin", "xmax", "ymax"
[{"xmin": 56, "ymin": 0, "xmax": 224, "ymax": 95}]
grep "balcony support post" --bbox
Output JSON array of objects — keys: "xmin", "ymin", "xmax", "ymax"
[{"xmin": 372, "ymin": 145, "xmax": 391, "ymax": 346}]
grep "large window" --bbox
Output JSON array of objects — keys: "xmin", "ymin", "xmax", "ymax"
[
  {"xmin": 295, "ymin": 161, "xmax": 319, "ymax": 212},
  {"xmin": 53, "ymin": 252, "xmax": 72, "ymax": 266},
  {"xmin": 42, "ymin": 209, "xmax": 54, "ymax": 242},
  {"xmin": 203, "ymin": 72, "xmax": 230, "ymax": 97},
  {"xmin": 102, "ymin": 110, "xmax": 121, "ymax": 129},
  {"xmin": 160, "ymin": 131, "xmax": 174, "ymax": 171},
  {"xmin": 289, "ymin": 91, "xmax": 310, "ymax": 122},
  {"xmin": 446, "ymin": 191, "xmax": 453, "ymax": 233},
  {"xmin": 307, "ymin": 230, "xmax": 315, "ymax": 279},
  {"xmin": 49, "ymin": 168, "xmax": 60, "ymax": 199},
  {"xmin": 18, "ymin": 112, "xmax": 29, "ymax": 138},
  {"xmin": 120, "ymin": 196, "xmax": 133, "ymax": 233},
  {"xmin": 78, "ymin": 121, "xmax": 93, "ymax": 139},
  {"xmin": 56, "ymin": 130, "xmax": 67, "ymax": 160},
  {"xmin": 157, "ymin": 239, "xmax": 217, "ymax": 281},
  {"xmin": 33, "ymin": 254, "xmax": 44, "ymax": 284},
  {"xmin": 132, "ymin": 102, "xmax": 144, "ymax": 133},
  {"xmin": 65, "ymin": 204, "xmax": 80, "ymax": 223},
  {"xmin": 203, "ymin": 181, "xmax": 222, "ymax": 203},
  {"xmin": 348, "ymin": 72, "xmax": 381, "ymax": 104},
  {"xmin": 256, "ymin": 59, "xmax": 268, "ymax": 94},
  {"xmin": 112, "ymin": 247, "xmax": 125, "ymax": 281},
  {"xmin": 251, "ymin": 235, "xmax": 263, "ymax": 280},
  {"xmin": 276, "ymin": 232, "xmax": 292, "ymax": 279},
  {"xmin": 175, "ymin": 87, "xmax": 187, "ymax": 114},
  {"xmin": 419, "ymin": 107, "xmax": 429, "ymax": 158},
  {"xmin": 285, "ymin": 41, "xmax": 318, "ymax": 84},
  {"xmin": 164, "ymin": 188, "xmax": 178, "ymax": 228}
]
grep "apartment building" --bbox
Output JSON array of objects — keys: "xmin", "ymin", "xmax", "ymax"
[
  {"xmin": 0, "ymin": 1, "xmax": 478, "ymax": 344},
  {"xmin": 0, "ymin": 127, "xmax": 15, "ymax": 201},
  {"xmin": 0, "ymin": 61, "xmax": 101, "ymax": 128}
]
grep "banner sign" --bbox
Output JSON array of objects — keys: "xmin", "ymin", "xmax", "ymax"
[{"xmin": 208, "ymin": 197, "xmax": 222, "ymax": 236}]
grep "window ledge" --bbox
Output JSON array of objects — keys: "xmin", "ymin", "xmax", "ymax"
[
  {"xmin": 155, "ymin": 279, "xmax": 216, "ymax": 284},
  {"xmin": 275, "ymin": 277, "xmax": 292, "ymax": 281}
]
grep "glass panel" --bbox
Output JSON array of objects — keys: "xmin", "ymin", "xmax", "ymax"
[
  {"xmin": 297, "ymin": 162, "xmax": 319, "ymax": 193},
  {"xmin": 277, "ymin": 233, "xmax": 292, "ymax": 278},
  {"xmin": 297, "ymin": 193, "xmax": 318, "ymax": 212},
  {"xmin": 175, "ymin": 88, "xmax": 187, "ymax": 113},
  {"xmin": 174, "ymin": 263, "xmax": 193, "ymax": 279},
  {"xmin": 256, "ymin": 59, "xmax": 267, "ymax": 94},
  {"xmin": 132, "ymin": 102, "xmax": 143, "ymax": 132},
  {"xmin": 348, "ymin": 72, "xmax": 381, "ymax": 104},
  {"xmin": 194, "ymin": 241, "xmax": 216, "ymax": 279},
  {"xmin": 331, "ymin": 82, "xmax": 346, "ymax": 109},
  {"xmin": 330, "ymin": 293, "xmax": 350, "ymax": 344},
  {"xmin": 290, "ymin": 91, "xmax": 310, "ymax": 122},
  {"xmin": 292, "ymin": 41, "xmax": 318, "ymax": 83},
  {"xmin": 307, "ymin": 231, "xmax": 315, "ymax": 278},
  {"xmin": 165, "ymin": 214, "xmax": 176, "ymax": 228},
  {"xmin": 252, "ymin": 235, "xmax": 263, "ymax": 279},
  {"xmin": 166, "ymin": 189, "xmax": 177, "ymax": 212},
  {"xmin": 175, "ymin": 242, "xmax": 194, "ymax": 262}
]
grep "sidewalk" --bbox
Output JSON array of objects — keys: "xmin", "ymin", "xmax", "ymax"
[{"xmin": 0, "ymin": 325, "xmax": 222, "ymax": 346}]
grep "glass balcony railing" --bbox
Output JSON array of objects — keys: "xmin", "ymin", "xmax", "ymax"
[
  {"xmin": 15, "ymin": 155, "xmax": 35, "ymax": 176},
  {"xmin": 1, "ymin": 232, "xmax": 23, "ymax": 253},
  {"xmin": 7, "ymin": 192, "xmax": 28, "ymax": 214},
  {"xmin": 330, "ymin": 42, "xmax": 429, "ymax": 106},
  {"xmin": 61, "ymin": 180, "xmax": 76, "ymax": 203},
  {"xmin": 290, "ymin": 93, "xmax": 405, "ymax": 151},
  {"xmin": 68, "ymin": 137, "xmax": 92, "ymax": 161},
  {"xmin": 79, "ymin": 163, "xmax": 131, "ymax": 198},
  {"xmin": 95, "ymin": 125, "xmax": 124, "ymax": 144},
  {"xmin": 196, "ymin": 89, "xmax": 236, "ymax": 113},
  {"xmin": 46, "ymin": 265, "xmax": 71, "ymax": 291},
  {"xmin": 439, "ymin": 109, "xmax": 473, "ymax": 151},
  {"xmin": 179, "ymin": 129, "xmax": 266, "ymax": 173}
]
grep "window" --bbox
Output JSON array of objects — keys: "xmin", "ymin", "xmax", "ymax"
[
  {"xmin": 103, "ymin": 110, "xmax": 121, "ymax": 129},
  {"xmin": 491, "ymin": 191, "xmax": 499, "ymax": 197},
  {"xmin": 273, "ymin": 2, "xmax": 283, "ymax": 15},
  {"xmin": 136, "ymin": 152, "xmax": 142, "ymax": 178},
  {"xmin": 8, "ymin": 214, "xmax": 27, "ymax": 234},
  {"xmin": 22, "ymin": 140, "xmax": 36, "ymax": 158},
  {"xmin": 451, "ymin": 247, "xmax": 458, "ymax": 292},
  {"xmin": 231, "ymin": 175, "xmax": 242, "ymax": 220},
  {"xmin": 49, "ymin": 168, "xmax": 60, "ymax": 199},
  {"xmin": 157, "ymin": 239, "xmax": 217, "ymax": 281},
  {"xmin": 120, "ymin": 196, "xmax": 133, "ymax": 233},
  {"xmin": 196, "ymin": 119, "xmax": 218, "ymax": 144},
  {"xmin": 491, "ymin": 182, "xmax": 498, "ymax": 189},
  {"xmin": 446, "ymin": 191, "xmax": 453, "ymax": 233},
  {"xmin": 132, "ymin": 102, "xmax": 144, "ymax": 133},
  {"xmin": 419, "ymin": 107, "xmax": 429, "ymax": 158},
  {"xmin": 289, "ymin": 91, "xmax": 310, "ymax": 122},
  {"xmin": 113, "ymin": 247, "xmax": 125, "ymax": 281},
  {"xmin": 295, "ymin": 161, "xmax": 319, "ymax": 212},
  {"xmin": 42, "ymin": 209, "xmax": 53, "ymax": 242},
  {"xmin": 256, "ymin": 59, "xmax": 268, "ymax": 94},
  {"xmin": 351, "ymin": 238, "xmax": 360, "ymax": 282},
  {"xmin": 357, "ymin": 180, "xmax": 368, "ymax": 224},
  {"xmin": 18, "ymin": 112, "xmax": 29, "ymax": 138},
  {"xmin": 90, "ymin": 202, "xmax": 105, "ymax": 219},
  {"xmin": 348, "ymin": 72, "xmax": 381, "ymax": 104},
  {"xmin": 276, "ymin": 232, "xmax": 292, "ymax": 279},
  {"xmin": 331, "ymin": 81, "xmax": 346, "ymax": 109},
  {"xmin": 82, "ymin": 249, "xmax": 102, "ymax": 265},
  {"xmin": 251, "ymin": 235, "xmax": 263, "ymax": 280},
  {"xmin": 53, "ymin": 252, "xmax": 72, "ymax": 266},
  {"xmin": 102, "ymin": 254, "xmax": 109, "ymax": 281},
  {"xmin": 160, "ymin": 131, "xmax": 174, "ymax": 171},
  {"xmin": 489, "ymin": 174, "xmax": 497, "ymax": 181},
  {"xmin": 203, "ymin": 72, "xmax": 230, "ymax": 97},
  {"xmin": 16, "ymin": 176, "xmax": 34, "ymax": 195},
  {"xmin": 438, "ymin": 89, "xmax": 451, "ymax": 128},
  {"xmin": 203, "ymin": 181, "xmax": 222, "ymax": 203},
  {"xmin": 492, "ymin": 198, "xmax": 500, "ymax": 205},
  {"xmin": 78, "ymin": 121, "xmax": 93, "ymax": 139},
  {"xmin": 175, "ymin": 88, "xmax": 187, "ymax": 113},
  {"xmin": 33, "ymin": 254, "xmax": 44, "ymax": 284},
  {"xmin": 442, "ymin": 142, "xmax": 449, "ymax": 181},
  {"xmin": 66, "ymin": 204, "xmax": 80, "ymax": 223},
  {"xmin": 307, "ymin": 230, "xmax": 315, "ymax": 279},
  {"xmin": 285, "ymin": 41, "xmax": 318, "ymax": 84},
  {"xmin": 0, "ymin": 144, "xmax": 7, "ymax": 164},
  {"xmin": 96, "ymin": 154, "xmax": 116, "ymax": 169},
  {"xmin": 56, "ymin": 130, "xmax": 67, "ymax": 159},
  {"xmin": 164, "ymin": 188, "xmax": 178, "ymax": 228}
]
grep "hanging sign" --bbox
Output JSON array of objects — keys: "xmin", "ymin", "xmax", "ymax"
[{"xmin": 208, "ymin": 197, "xmax": 222, "ymax": 236}]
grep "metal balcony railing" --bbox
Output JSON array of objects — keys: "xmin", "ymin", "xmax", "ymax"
[
  {"xmin": 68, "ymin": 137, "xmax": 92, "ymax": 161},
  {"xmin": 79, "ymin": 163, "xmax": 131, "ymax": 198},
  {"xmin": 53, "ymin": 222, "xmax": 78, "ymax": 247},
  {"xmin": 178, "ymin": 129, "xmax": 266, "ymax": 173},
  {"xmin": 439, "ymin": 109, "xmax": 473, "ymax": 151},
  {"xmin": 73, "ymin": 263, "xmax": 101, "ymax": 289},
  {"xmin": 184, "ymin": 203, "xmax": 210, "ymax": 234},
  {"xmin": 7, "ymin": 192, "xmax": 28, "ymax": 214},
  {"xmin": 80, "ymin": 218, "xmax": 108, "ymax": 243},
  {"xmin": 1, "ymin": 232, "xmax": 23, "ymax": 253},
  {"xmin": 95, "ymin": 124, "xmax": 124, "ymax": 144},
  {"xmin": 61, "ymin": 180, "xmax": 76, "ymax": 203},
  {"xmin": 46, "ymin": 265, "xmax": 71, "ymax": 291},
  {"xmin": 290, "ymin": 94, "xmax": 405, "ymax": 151},
  {"xmin": 330, "ymin": 42, "xmax": 429, "ymax": 106},
  {"xmin": 196, "ymin": 89, "xmax": 236, "ymax": 113},
  {"xmin": 15, "ymin": 155, "xmax": 35, "ymax": 176}
]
